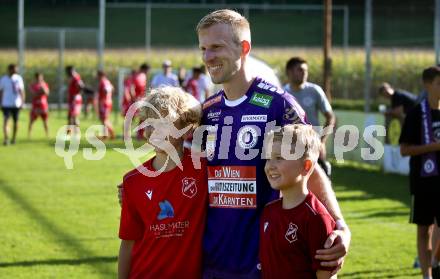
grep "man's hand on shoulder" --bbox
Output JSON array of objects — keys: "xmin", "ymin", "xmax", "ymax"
[{"xmin": 315, "ymin": 221, "xmax": 351, "ymax": 274}]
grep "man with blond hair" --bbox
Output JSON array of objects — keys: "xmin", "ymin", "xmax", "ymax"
[{"xmin": 197, "ymin": 9, "xmax": 350, "ymax": 278}]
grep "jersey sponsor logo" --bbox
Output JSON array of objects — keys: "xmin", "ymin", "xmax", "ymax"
[
  {"xmin": 203, "ymin": 95, "xmax": 222, "ymax": 110},
  {"xmin": 157, "ymin": 200, "xmax": 174, "ymax": 220},
  {"xmin": 249, "ymin": 92, "xmax": 273, "ymax": 108},
  {"xmin": 285, "ymin": 223, "xmax": 298, "ymax": 243},
  {"xmin": 206, "ymin": 126, "xmax": 218, "ymax": 161},
  {"xmin": 149, "ymin": 220, "xmax": 190, "ymax": 238},
  {"xmin": 241, "ymin": 114, "xmax": 268, "ymax": 122},
  {"xmin": 182, "ymin": 177, "xmax": 197, "ymax": 198},
  {"xmin": 237, "ymin": 126, "xmax": 258, "ymax": 149},
  {"xmin": 145, "ymin": 190, "xmax": 153, "ymax": 200},
  {"xmin": 207, "ymin": 109, "xmax": 221, "ymax": 121},
  {"xmin": 256, "ymin": 82, "xmax": 281, "ymax": 94},
  {"xmin": 208, "ymin": 166, "xmax": 257, "ymax": 209}
]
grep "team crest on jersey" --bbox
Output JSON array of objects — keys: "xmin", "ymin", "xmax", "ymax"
[
  {"xmin": 424, "ymin": 159, "xmax": 435, "ymax": 174},
  {"xmin": 237, "ymin": 126, "xmax": 259, "ymax": 149},
  {"xmin": 285, "ymin": 223, "xmax": 298, "ymax": 243},
  {"xmin": 249, "ymin": 92, "xmax": 273, "ymax": 108},
  {"xmin": 182, "ymin": 177, "xmax": 197, "ymax": 198}
]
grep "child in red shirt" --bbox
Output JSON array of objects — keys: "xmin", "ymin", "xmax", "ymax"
[
  {"xmin": 118, "ymin": 86, "xmax": 207, "ymax": 279},
  {"xmin": 260, "ymin": 124, "xmax": 336, "ymax": 279}
]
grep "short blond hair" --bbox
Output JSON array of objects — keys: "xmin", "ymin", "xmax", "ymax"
[
  {"xmin": 139, "ymin": 86, "xmax": 202, "ymax": 128},
  {"xmin": 267, "ymin": 124, "xmax": 321, "ymax": 162},
  {"xmin": 196, "ymin": 9, "xmax": 251, "ymax": 45}
]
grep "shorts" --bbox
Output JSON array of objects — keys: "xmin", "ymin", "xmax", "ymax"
[
  {"xmin": 410, "ymin": 193, "xmax": 440, "ymax": 226},
  {"xmin": 68, "ymin": 102, "xmax": 82, "ymax": 118},
  {"xmin": 30, "ymin": 108, "xmax": 48, "ymax": 121},
  {"xmin": 1, "ymin": 107, "xmax": 20, "ymax": 122},
  {"xmin": 99, "ymin": 104, "xmax": 112, "ymax": 121}
]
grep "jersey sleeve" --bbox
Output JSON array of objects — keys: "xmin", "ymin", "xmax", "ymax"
[
  {"xmin": 280, "ymin": 93, "xmax": 308, "ymax": 126},
  {"xmin": 119, "ymin": 182, "xmax": 144, "ymax": 241},
  {"xmin": 399, "ymin": 107, "xmax": 419, "ymax": 145},
  {"xmin": 308, "ymin": 214, "xmax": 336, "ymax": 272},
  {"xmin": 315, "ymin": 85, "xmax": 332, "ymax": 114}
]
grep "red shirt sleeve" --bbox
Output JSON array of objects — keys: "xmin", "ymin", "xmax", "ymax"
[
  {"xmin": 308, "ymin": 213, "xmax": 336, "ymax": 272},
  {"xmin": 119, "ymin": 181, "xmax": 144, "ymax": 240}
]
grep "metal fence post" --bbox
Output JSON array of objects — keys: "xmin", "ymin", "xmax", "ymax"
[{"xmin": 364, "ymin": 0, "xmax": 372, "ymax": 113}]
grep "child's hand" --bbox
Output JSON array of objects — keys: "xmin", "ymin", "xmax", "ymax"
[{"xmin": 117, "ymin": 184, "xmax": 123, "ymax": 206}]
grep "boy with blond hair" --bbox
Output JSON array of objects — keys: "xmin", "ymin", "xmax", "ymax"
[
  {"xmin": 260, "ymin": 124, "xmax": 336, "ymax": 279},
  {"xmin": 118, "ymin": 86, "xmax": 207, "ymax": 279}
]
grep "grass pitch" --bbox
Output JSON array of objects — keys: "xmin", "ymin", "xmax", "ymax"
[{"xmin": 0, "ymin": 110, "xmax": 420, "ymax": 278}]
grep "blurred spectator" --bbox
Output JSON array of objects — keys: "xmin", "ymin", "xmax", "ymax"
[
  {"xmin": 121, "ymin": 69, "xmax": 136, "ymax": 117},
  {"xmin": 0, "ymin": 64, "xmax": 25, "ymax": 145},
  {"xmin": 133, "ymin": 63, "xmax": 151, "ymax": 140},
  {"xmin": 28, "ymin": 72, "xmax": 49, "ymax": 138},
  {"xmin": 284, "ymin": 56, "xmax": 335, "ymax": 177},
  {"xmin": 65, "ymin": 65, "xmax": 84, "ymax": 135},
  {"xmin": 96, "ymin": 70, "xmax": 115, "ymax": 140},
  {"xmin": 199, "ymin": 65, "xmax": 213, "ymax": 98},
  {"xmin": 133, "ymin": 63, "xmax": 150, "ymax": 101},
  {"xmin": 185, "ymin": 67, "xmax": 203, "ymax": 102},
  {"xmin": 178, "ymin": 66, "xmax": 187, "ymax": 87},
  {"xmin": 379, "ymin": 82, "xmax": 418, "ymax": 122},
  {"xmin": 151, "ymin": 60, "xmax": 178, "ymax": 88}
]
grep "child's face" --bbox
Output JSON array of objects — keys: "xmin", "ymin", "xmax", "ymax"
[
  {"xmin": 144, "ymin": 117, "xmax": 185, "ymax": 155},
  {"xmin": 425, "ymin": 76, "xmax": 440, "ymax": 97},
  {"xmin": 264, "ymin": 141, "xmax": 307, "ymax": 191}
]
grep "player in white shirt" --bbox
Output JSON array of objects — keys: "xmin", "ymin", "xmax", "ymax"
[{"xmin": 0, "ymin": 64, "xmax": 25, "ymax": 145}]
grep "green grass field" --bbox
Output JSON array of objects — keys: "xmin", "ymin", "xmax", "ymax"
[{"xmin": 0, "ymin": 110, "xmax": 420, "ymax": 278}]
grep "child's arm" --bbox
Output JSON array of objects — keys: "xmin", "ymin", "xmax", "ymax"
[
  {"xmin": 400, "ymin": 142, "xmax": 440, "ymax": 156},
  {"xmin": 316, "ymin": 269, "xmax": 337, "ymax": 279},
  {"xmin": 118, "ymin": 239, "xmax": 134, "ymax": 279}
]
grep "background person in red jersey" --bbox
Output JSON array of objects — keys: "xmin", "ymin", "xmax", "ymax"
[
  {"xmin": 65, "ymin": 65, "xmax": 85, "ymax": 136},
  {"xmin": 96, "ymin": 70, "xmax": 115, "ymax": 140},
  {"xmin": 122, "ymin": 69, "xmax": 136, "ymax": 117},
  {"xmin": 185, "ymin": 66, "xmax": 203, "ymax": 102},
  {"xmin": 133, "ymin": 63, "xmax": 150, "ymax": 140},
  {"xmin": 28, "ymin": 72, "xmax": 49, "ymax": 138}
]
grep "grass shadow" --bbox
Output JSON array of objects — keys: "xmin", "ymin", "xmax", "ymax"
[
  {"xmin": 0, "ymin": 180, "xmax": 116, "ymax": 276},
  {"xmin": 332, "ymin": 162, "xmax": 410, "ymax": 207},
  {"xmin": 0, "ymin": 256, "xmax": 117, "ymax": 268}
]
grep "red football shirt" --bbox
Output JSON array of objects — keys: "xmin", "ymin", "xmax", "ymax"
[
  {"xmin": 133, "ymin": 72, "xmax": 147, "ymax": 100},
  {"xmin": 30, "ymin": 81, "xmax": 49, "ymax": 110},
  {"xmin": 68, "ymin": 73, "xmax": 82, "ymax": 105},
  {"xmin": 259, "ymin": 193, "xmax": 335, "ymax": 279},
  {"xmin": 98, "ymin": 77, "xmax": 113, "ymax": 107},
  {"xmin": 119, "ymin": 149, "xmax": 208, "ymax": 279}
]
